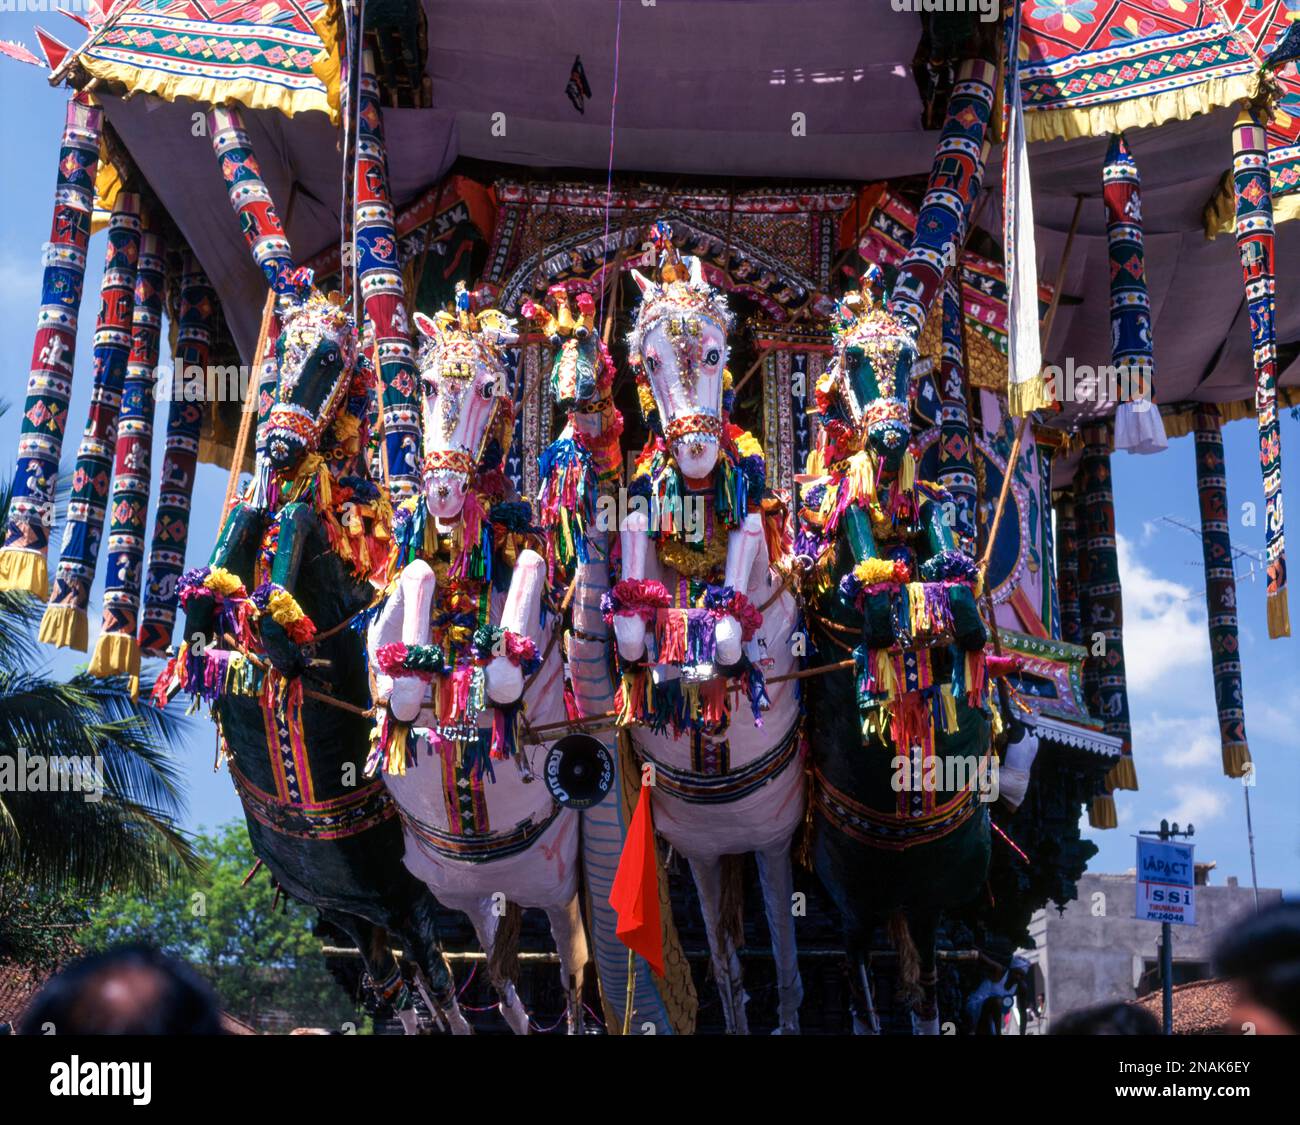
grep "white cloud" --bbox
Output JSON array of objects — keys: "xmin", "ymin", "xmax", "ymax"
[
  {"xmin": 1161, "ymin": 783, "xmax": 1229, "ymax": 828},
  {"xmin": 1115, "ymin": 533, "xmax": 1208, "ymax": 694},
  {"xmin": 1132, "ymin": 712, "xmax": 1220, "ymax": 769}
]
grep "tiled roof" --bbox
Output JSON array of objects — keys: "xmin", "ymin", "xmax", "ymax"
[{"xmin": 1134, "ymin": 979, "xmax": 1237, "ymax": 1035}]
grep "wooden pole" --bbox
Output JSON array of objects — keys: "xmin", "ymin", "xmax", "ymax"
[{"xmin": 221, "ymin": 288, "xmax": 276, "ymax": 515}]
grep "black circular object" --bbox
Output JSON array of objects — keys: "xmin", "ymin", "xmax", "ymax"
[{"xmin": 544, "ymin": 734, "xmax": 615, "ymax": 809}]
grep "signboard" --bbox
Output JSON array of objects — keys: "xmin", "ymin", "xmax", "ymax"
[{"xmin": 1135, "ymin": 837, "xmax": 1196, "ymax": 926}]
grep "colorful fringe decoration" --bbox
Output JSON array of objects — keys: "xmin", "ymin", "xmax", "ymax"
[
  {"xmin": 40, "ymin": 193, "xmax": 143, "ymax": 652},
  {"xmin": 1232, "ymin": 108, "xmax": 1290, "ymax": 638},
  {"xmin": 536, "ymin": 436, "xmax": 598, "ymax": 571},
  {"xmin": 889, "ymin": 56, "xmax": 996, "ymax": 339},
  {"xmin": 1104, "ymin": 132, "xmax": 1167, "ymax": 454},
  {"xmin": 1055, "ymin": 488, "xmax": 1083, "ymax": 646},
  {"xmin": 937, "ymin": 276, "xmax": 977, "ymax": 555},
  {"xmin": 140, "ymin": 251, "xmax": 214, "ymax": 655},
  {"xmin": 357, "ymin": 52, "xmax": 422, "ymax": 501},
  {"xmin": 1077, "ymin": 422, "xmax": 1137, "ymax": 794},
  {"xmin": 0, "ymin": 93, "xmax": 102, "ymax": 598},
  {"xmin": 1192, "ymin": 405, "xmax": 1252, "ymax": 779},
  {"xmin": 208, "ymin": 106, "xmax": 294, "ymax": 456},
  {"xmin": 89, "ymin": 229, "xmax": 166, "ymax": 692}
]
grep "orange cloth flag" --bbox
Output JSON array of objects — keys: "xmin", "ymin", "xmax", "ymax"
[{"xmin": 608, "ymin": 784, "xmax": 664, "ymax": 977}]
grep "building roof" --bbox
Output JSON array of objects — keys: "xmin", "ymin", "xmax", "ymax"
[{"xmin": 1133, "ymin": 979, "xmax": 1238, "ymax": 1035}]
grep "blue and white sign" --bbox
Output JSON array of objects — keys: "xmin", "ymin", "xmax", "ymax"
[{"xmin": 1136, "ymin": 837, "xmax": 1196, "ymax": 926}]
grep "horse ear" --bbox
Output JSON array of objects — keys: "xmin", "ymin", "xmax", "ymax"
[
  {"xmin": 412, "ymin": 311, "xmax": 441, "ymax": 344},
  {"xmin": 630, "ymin": 269, "xmax": 656, "ymax": 297},
  {"xmin": 477, "ymin": 309, "xmax": 519, "ymax": 347},
  {"xmin": 687, "ymin": 256, "xmax": 706, "ymax": 288}
]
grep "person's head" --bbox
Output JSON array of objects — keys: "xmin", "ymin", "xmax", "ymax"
[
  {"xmin": 1050, "ymin": 1001, "xmax": 1160, "ymax": 1035},
  {"xmin": 17, "ymin": 944, "xmax": 223, "ymax": 1035},
  {"xmin": 1215, "ymin": 901, "xmax": 1300, "ymax": 1035}
]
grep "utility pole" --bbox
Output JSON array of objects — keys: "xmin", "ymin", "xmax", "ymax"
[{"xmin": 1138, "ymin": 819, "xmax": 1195, "ymax": 1036}]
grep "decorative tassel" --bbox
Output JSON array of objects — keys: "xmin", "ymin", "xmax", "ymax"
[
  {"xmin": 1232, "ymin": 109, "xmax": 1290, "ymax": 638},
  {"xmin": 87, "ymin": 632, "xmax": 141, "ymax": 700},
  {"xmin": 1089, "ymin": 793, "xmax": 1118, "ymax": 830}
]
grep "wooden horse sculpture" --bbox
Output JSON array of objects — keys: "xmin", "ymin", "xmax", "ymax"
[
  {"xmin": 367, "ymin": 289, "xmax": 590, "ymax": 1034},
  {"xmin": 607, "ymin": 234, "xmax": 805, "ymax": 1034},
  {"xmin": 796, "ymin": 273, "xmax": 1005, "ymax": 1034},
  {"xmin": 175, "ymin": 279, "xmax": 468, "ymax": 1033}
]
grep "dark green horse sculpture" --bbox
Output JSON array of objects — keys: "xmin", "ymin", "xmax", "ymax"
[
  {"xmin": 797, "ymin": 278, "xmax": 995, "ymax": 1034},
  {"xmin": 177, "ymin": 282, "xmax": 468, "ymax": 1033}
]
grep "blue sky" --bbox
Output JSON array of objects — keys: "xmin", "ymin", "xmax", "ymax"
[{"xmin": 0, "ymin": 61, "xmax": 1295, "ymax": 897}]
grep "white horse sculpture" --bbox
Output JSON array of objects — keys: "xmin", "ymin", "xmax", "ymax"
[
  {"xmin": 367, "ymin": 295, "xmax": 589, "ymax": 1034},
  {"xmin": 608, "ymin": 241, "xmax": 805, "ymax": 1033}
]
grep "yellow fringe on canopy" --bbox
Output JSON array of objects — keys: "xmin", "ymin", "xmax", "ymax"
[
  {"xmin": 1107, "ymin": 755, "xmax": 1139, "ymax": 792},
  {"xmin": 88, "ymin": 631, "xmax": 141, "ymax": 700},
  {"xmin": 77, "ymin": 56, "xmax": 334, "ymax": 122},
  {"xmin": 38, "ymin": 603, "xmax": 88, "ymax": 651},
  {"xmin": 1022, "ymin": 74, "xmax": 1256, "ymax": 146},
  {"xmin": 90, "ymin": 140, "xmax": 124, "ymax": 235},
  {"xmin": 309, "ymin": 0, "xmax": 343, "ymax": 125},
  {"xmin": 0, "ymin": 548, "xmax": 49, "ymax": 598},
  {"xmin": 1267, "ymin": 587, "xmax": 1291, "ymax": 639},
  {"xmin": 1089, "ymin": 793, "xmax": 1118, "ymax": 830},
  {"xmin": 1221, "ymin": 742, "xmax": 1252, "ymax": 780},
  {"xmin": 1007, "ymin": 371, "xmax": 1053, "ymax": 417},
  {"xmin": 1160, "ymin": 388, "xmax": 1300, "ymax": 439},
  {"xmin": 1205, "ymin": 174, "xmax": 1300, "ymax": 239}
]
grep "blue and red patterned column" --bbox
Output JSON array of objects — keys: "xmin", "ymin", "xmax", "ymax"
[
  {"xmin": 0, "ymin": 93, "xmax": 102, "ymax": 597},
  {"xmin": 1078, "ymin": 422, "xmax": 1136, "ymax": 829},
  {"xmin": 1232, "ymin": 108, "xmax": 1289, "ymax": 638},
  {"xmin": 208, "ymin": 106, "xmax": 295, "ymax": 460},
  {"xmin": 889, "ymin": 57, "xmax": 996, "ymax": 339},
  {"xmin": 356, "ymin": 50, "xmax": 422, "ymax": 500},
  {"xmin": 88, "ymin": 229, "xmax": 165, "ymax": 690},
  {"xmin": 1055, "ymin": 489, "xmax": 1083, "ymax": 647},
  {"xmin": 39, "ymin": 193, "xmax": 142, "ymax": 650},
  {"xmin": 938, "ymin": 274, "xmax": 977, "ymax": 556},
  {"xmin": 1192, "ymin": 404, "xmax": 1251, "ymax": 779},
  {"xmin": 139, "ymin": 251, "xmax": 215, "ymax": 656},
  {"xmin": 1103, "ymin": 132, "xmax": 1166, "ymax": 454}
]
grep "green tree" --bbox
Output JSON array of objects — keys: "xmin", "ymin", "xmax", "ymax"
[
  {"xmin": 79, "ymin": 820, "xmax": 368, "ymax": 1031},
  {"xmin": 0, "ymin": 463, "xmax": 199, "ymax": 960}
]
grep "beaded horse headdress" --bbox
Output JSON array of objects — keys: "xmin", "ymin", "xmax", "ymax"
[
  {"xmin": 522, "ymin": 280, "xmax": 615, "ymax": 414},
  {"xmin": 819, "ymin": 264, "xmax": 917, "ymax": 468},
  {"xmin": 264, "ymin": 271, "xmax": 363, "ymax": 470},
  {"xmin": 412, "ymin": 282, "xmax": 519, "ymax": 482},
  {"xmin": 627, "ymin": 223, "xmax": 735, "ymax": 456}
]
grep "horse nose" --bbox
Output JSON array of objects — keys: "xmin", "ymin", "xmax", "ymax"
[{"xmin": 436, "ymin": 484, "xmax": 450, "ymax": 500}]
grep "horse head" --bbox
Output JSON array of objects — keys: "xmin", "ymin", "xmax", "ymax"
[
  {"xmin": 822, "ymin": 267, "xmax": 917, "ymax": 475},
  {"xmin": 628, "ymin": 232, "xmax": 734, "ymax": 480},
  {"xmin": 523, "ymin": 281, "xmax": 616, "ymax": 416},
  {"xmin": 412, "ymin": 285, "xmax": 517, "ymax": 522},
  {"xmin": 264, "ymin": 281, "xmax": 359, "ymax": 474}
]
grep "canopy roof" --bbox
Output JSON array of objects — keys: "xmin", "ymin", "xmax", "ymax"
[{"xmin": 61, "ymin": 0, "xmax": 1300, "ymax": 417}]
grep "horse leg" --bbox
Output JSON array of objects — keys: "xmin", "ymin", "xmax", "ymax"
[
  {"xmin": 543, "ymin": 892, "xmax": 590, "ymax": 1035},
  {"xmin": 464, "ymin": 897, "xmax": 531, "ymax": 1035},
  {"xmin": 687, "ymin": 855, "xmax": 750, "ymax": 1035},
  {"xmin": 389, "ymin": 888, "xmax": 472, "ymax": 1036},
  {"xmin": 319, "ymin": 908, "xmax": 420, "ymax": 1035},
  {"xmin": 846, "ymin": 929, "xmax": 881, "ymax": 1036},
  {"xmin": 754, "ymin": 845, "xmax": 804, "ymax": 1034},
  {"xmin": 909, "ymin": 911, "xmax": 942, "ymax": 1036}
]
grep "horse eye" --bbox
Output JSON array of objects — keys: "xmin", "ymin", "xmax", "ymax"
[
  {"xmin": 479, "ymin": 381, "xmax": 495, "ymax": 400},
  {"xmin": 706, "ymin": 348, "xmax": 721, "ymax": 366},
  {"xmin": 646, "ymin": 354, "xmax": 658, "ymax": 373}
]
